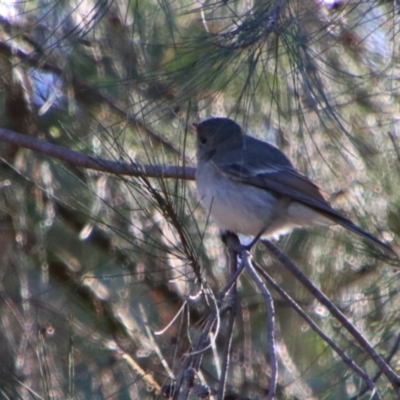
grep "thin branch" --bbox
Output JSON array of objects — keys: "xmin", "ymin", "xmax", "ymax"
[
  {"xmin": 174, "ymin": 258, "xmax": 245, "ymax": 399},
  {"xmin": 261, "ymin": 239, "xmax": 400, "ymax": 389},
  {"xmin": 217, "ymin": 237, "xmax": 239, "ymax": 400},
  {"xmin": 0, "ymin": 127, "xmax": 195, "ymax": 180},
  {"xmin": 242, "ymin": 250, "xmax": 277, "ymax": 400},
  {"xmin": 176, "ymin": 294, "xmax": 220, "ymax": 400},
  {"xmin": 350, "ymin": 334, "xmax": 400, "ymax": 400},
  {"xmin": 253, "ymin": 261, "xmax": 379, "ymax": 398}
]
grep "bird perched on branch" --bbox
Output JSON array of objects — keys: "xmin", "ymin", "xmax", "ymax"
[{"xmin": 194, "ymin": 117, "xmax": 395, "ymax": 256}]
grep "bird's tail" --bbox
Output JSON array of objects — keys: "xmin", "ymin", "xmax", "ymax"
[{"xmin": 336, "ymin": 217, "xmax": 396, "ymax": 258}]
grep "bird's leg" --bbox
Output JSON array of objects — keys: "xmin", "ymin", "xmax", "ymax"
[
  {"xmin": 221, "ymin": 229, "xmax": 267, "ymax": 254},
  {"xmin": 220, "ymin": 231, "xmax": 241, "ymax": 250},
  {"xmin": 240, "ymin": 198, "xmax": 291, "ymax": 252},
  {"xmin": 240, "ymin": 227, "xmax": 267, "ymax": 252}
]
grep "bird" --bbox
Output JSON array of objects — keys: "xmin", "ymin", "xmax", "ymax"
[{"xmin": 193, "ymin": 117, "xmax": 395, "ymax": 256}]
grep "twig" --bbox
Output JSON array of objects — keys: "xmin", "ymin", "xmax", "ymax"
[
  {"xmin": 253, "ymin": 261, "xmax": 379, "ymax": 398},
  {"xmin": 174, "ymin": 243, "xmax": 245, "ymax": 399},
  {"xmin": 0, "ymin": 127, "xmax": 195, "ymax": 180},
  {"xmin": 350, "ymin": 334, "xmax": 400, "ymax": 400},
  {"xmin": 242, "ymin": 250, "xmax": 277, "ymax": 400},
  {"xmin": 261, "ymin": 239, "xmax": 400, "ymax": 389},
  {"xmin": 217, "ymin": 237, "xmax": 239, "ymax": 400},
  {"xmin": 176, "ymin": 313, "xmax": 216, "ymax": 400}
]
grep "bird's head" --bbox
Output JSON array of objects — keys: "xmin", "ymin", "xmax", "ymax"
[{"xmin": 193, "ymin": 118, "xmax": 244, "ymax": 160}]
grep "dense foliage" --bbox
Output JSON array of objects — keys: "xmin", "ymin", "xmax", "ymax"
[{"xmin": 1, "ymin": 0, "xmax": 400, "ymax": 398}]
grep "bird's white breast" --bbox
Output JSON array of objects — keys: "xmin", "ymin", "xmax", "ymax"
[
  {"xmin": 196, "ymin": 161, "xmax": 288, "ymax": 237},
  {"xmin": 195, "ymin": 160, "xmax": 332, "ymax": 239}
]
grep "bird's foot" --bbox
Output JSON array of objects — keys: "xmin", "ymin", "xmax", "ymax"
[
  {"xmin": 220, "ymin": 231, "xmax": 241, "ymax": 253},
  {"xmin": 220, "ymin": 231, "xmax": 256, "ymax": 256}
]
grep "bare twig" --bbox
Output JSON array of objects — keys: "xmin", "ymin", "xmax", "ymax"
[
  {"xmin": 0, "ymin": 127, "xmax": 195, "ymax": 180},
  {"xmin": 350, "ymin": 334, "xmax": 400, "ymax": 400},
  {"xmin": 253, "ymin": 261, "xmax": 379, "ymax": 398},
  {"xmin": 261, "ymin": 239, "xmax": 400, "ymax": 389},
  {"xmin": 217, "ymin": 236, "xmax": 239, "ymax": 400},
  {"xmin": 241, "ymin": 250, "xmax": 277, "ymax": 400},
  {"xmin": 174, "ymin": 245, "xmax": 245, "ymax": 399}
]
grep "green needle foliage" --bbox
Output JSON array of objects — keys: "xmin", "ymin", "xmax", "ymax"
[{"xmin": 0, "ymin": 0, "xmax": 400, "ymax": 399}]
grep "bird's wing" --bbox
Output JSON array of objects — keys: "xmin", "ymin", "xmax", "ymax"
[
  {"xmin": 210, "ymin": 137, "xmax": 396, "ymax": 256},
  {"xmin": 212, "ymin": 154, "xmax": 346, "ymax": 222}
]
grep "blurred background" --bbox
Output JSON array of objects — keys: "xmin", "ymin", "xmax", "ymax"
[{"xmin": 0, "ymin": 0, "xmax": 400, "ymax": 398}]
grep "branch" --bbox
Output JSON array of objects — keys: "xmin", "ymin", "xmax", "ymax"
[
  {"xmin": 0, "ymin": 128, "xmax": 195, "ymax": 180},
  {"xmin": 217, "ymin": 235, "xmax": 240, "ymax": 400},
  {"xmin": 174, "ymin": 260, "xmax": 245, "ymax": 399},
  {"xmin": 253, "ymin": 261, "xmax": 378, "ymax": 398},
  {"xmin": 242, "ymin": 250, "xmax": 277, "ymax": 400},
  {"xmin": 262, "ymin": 239, "xmax": 400, "ymax": 389},
  {"xmin": 350, "ymin": 334, "xmax": 400, "ymax": 400}
]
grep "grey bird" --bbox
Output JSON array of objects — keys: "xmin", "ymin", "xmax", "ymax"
[{"xmin": 194, "ymin": 117, "xmax": 395, "ymax": 256}]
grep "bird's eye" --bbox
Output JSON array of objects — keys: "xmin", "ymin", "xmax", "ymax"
[{"xmin": 199, "ymin": 136, "xmax": 207, "ymax": 145}]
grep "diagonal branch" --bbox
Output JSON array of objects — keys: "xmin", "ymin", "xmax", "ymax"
[
  {"xmin": 261, "ymin": 239, "xmax": 400, "ymax": 389},
  {"xmin": 253, "ymin": 260, "xmax": 379, "ymax": 398}
]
